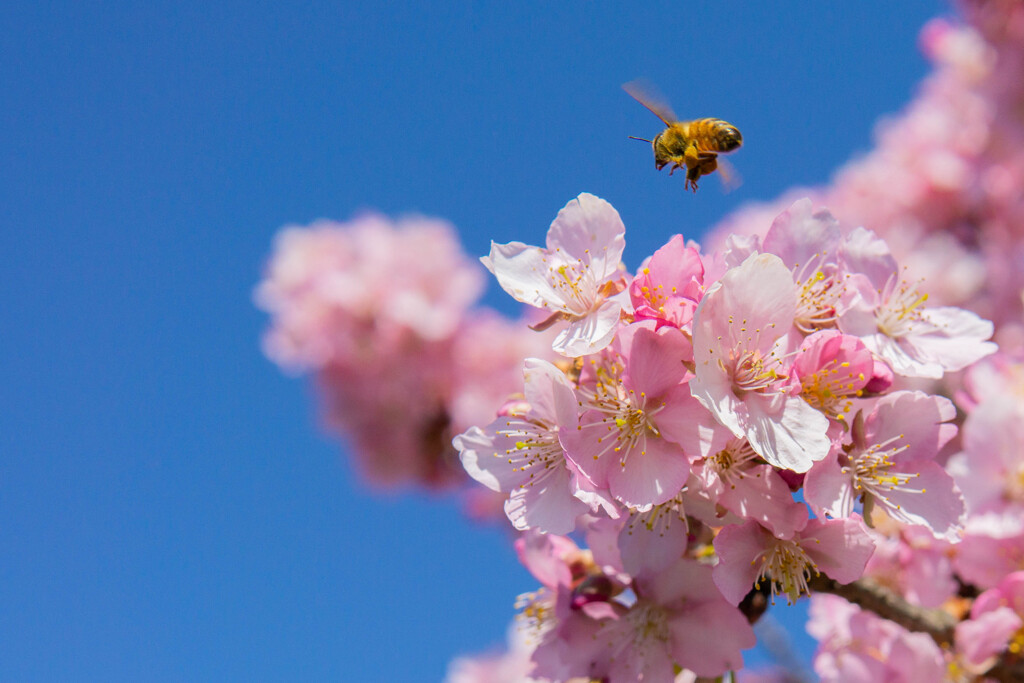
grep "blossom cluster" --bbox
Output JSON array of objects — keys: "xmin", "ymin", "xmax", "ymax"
[{"xmin": 452, "ymin": 192, "xmax": 995, "ymax": 681}]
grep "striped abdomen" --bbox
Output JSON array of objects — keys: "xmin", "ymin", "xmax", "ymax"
[{"xmin": 683, "ymin": 118, "xmax": 743, "ymax": 153}]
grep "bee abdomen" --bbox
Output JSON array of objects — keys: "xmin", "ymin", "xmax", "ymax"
[{"xmin": 692, "ymin": 118, "xmax": 743, "ymax": 153}]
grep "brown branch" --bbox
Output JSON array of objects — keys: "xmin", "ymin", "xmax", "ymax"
[{"xmin": 808, "ymin": 574, "xmax": 1024, "ymax": 683}]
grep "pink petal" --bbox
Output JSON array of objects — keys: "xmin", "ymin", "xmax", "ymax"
[
  {"xmin": 804, "ymin": 450, "xmax": 857, "ymax": 518},
  {"xmin": 878, "ymin": 461, "xmax": 964, "ymax": 541},
  {"xmin": 838, "ymin": 227, "xmax": 898, "ymax": 291},
  {"xmin": 712, "ymin": 522, "xmax": 767, "ymax": 605},
  {"xmin": 763, "ymin": 198, "xmax": 841, "ymax": 270},
  {"xmin": 801, "ymin": 517, "xmax": 875, "ymax": 584},
  {"xmin": 744, "ymin": 393, "xmax": 830, "ymax": 472},
  {"xmin": 553, "ymin": 299, "xmax": 622, "ymax": 356},
  {"xmin": 607, "ymin": 436, "xmax": 690, "ymax": 509},
  {"xmin": 618, "ymin": 514, "xmax": 690, "ymax": 578},
  {"xmin": 956, "ymin": 607, "xmax": 1023, "ymax": 669},
  {"xmin": 719, "ymin": 465, "xmax": 810, "ymax": 539},
  {"xmin": 522, "ymin": 358, "xmax": 579, "ymax": 427},
  {"xmin": 484, "ymin": 241, "xmax": 565, "ymax": 309},
  {"xmin": 866, "ymin": 391, "xmax": 957, "ymax": 464},
  {"xmin": 667, "ymin": 601, "xmax": 755, "ymax": 677},
  {"xmin": 504, "ymin": 466, "xmax": 589, "ymax": 535},
  {"xmin": 545, "ymin": 193, "xmax": 626, "ymax": 281},
  {"xmin": 623, "ymin": 326, "xmax": 689, "ymax": 398}
]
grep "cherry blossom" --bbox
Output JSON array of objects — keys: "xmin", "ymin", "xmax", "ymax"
[
  {"xmin": 629, "ymin": 234, "xmax": 705, "ymax": 332},
  {"xmin": 483, "ymin": 193, "xmax": 630, "ymax": 357},
  {"xmin": 808, "ymin": 594, "xmax": 946, "ymax": 683},
  {"xmin": 713, "ymin": 517, "xmax": 875, "ymax": 606},
  {"xmin": 592, "ymin": 558, "xmax": 755, "ymax": 681},
  {"xmin": 454, "ymin": 359, "xmax": 596, "ymax": 534},
  {"xmin": 804, "ymin": 391, "xmax": 964, "ymax": 541},
  {"xmin": 837, "ymin": 226, "xmax": 996, "ymax": 379},
  {"xmin": 862, "ymin": 524, "xmax": 958, "ymax": 609},
  {"xmin": 954, "ymin": 571, "xmax": 1024, "ymax": 674},
  {"xmin": 947, "ymin": 391, "xmax": 1024, "ymax": 515},
  {"xmin": 690, "ymin": 437, "xmax": 809, "ymax": 539},
  {"xmin": 563, "ymin": 323, "xmax": 702, "ymax": 510},
  {"xmin": 690, "ymin": 252, "xmax": 831, "ymax": 472},
  {"xmin": 261, "ymin": 8, "xmax": 1024, "ymax": 671},
  {"xmin": 789, "ymin": 329, "xmax": 892, "ymax": 429}
]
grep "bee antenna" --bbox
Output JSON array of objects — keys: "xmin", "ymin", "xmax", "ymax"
[{"xmin": 628, "ymin": 135, "xmax": 652, "ymax": 143}]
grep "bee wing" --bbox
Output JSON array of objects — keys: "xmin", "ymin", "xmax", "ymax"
[
  {"xmin": 716, "ymin": 157, "xmax": 743, "ymax": 193},
  {"xmin": 622, "ymin": 79, "xmax": 679, "ymax": 126}
]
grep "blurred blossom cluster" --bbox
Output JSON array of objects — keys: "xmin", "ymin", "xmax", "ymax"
[
  {"xmin": 255, "ymin": 213, "xmax": 551, "ymax": 488},
  {"xmin": 257, "ymin": 2, "xmax": 1024, "ymax": 681}
]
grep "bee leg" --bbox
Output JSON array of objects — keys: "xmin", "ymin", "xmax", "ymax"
[{"xmin": 685, "ymin": 166, "xmax": 700, "ymax": 192}]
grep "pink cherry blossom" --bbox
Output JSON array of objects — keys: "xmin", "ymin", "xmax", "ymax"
[
  {"xmin": 515, "ymin": 531, "xmax": 623, "ymax": 682},
  {"xmin": 258, "ymin": 4, "xmax": 1024, "ymax": 675},
  {"xmin": 444, "ymin": 624, "xmax": 540, "ymax": 683},
  {"xmin": 862, "ymin": 525, "xmax": 958, "ymax": 608},
  {"xmin": 563, "ymin": 323, "xmax": 703, "ymax": 510},
  {"xmin": 690, "ymin": 437, "xmax": 810, "ymax": 539},
  {"xmin": 954, "ymin": 606, "xmax": 1023, "ymax": 675},
  {"xmin": 256, "ymin": 213, "xmax": 485, "ymax": 370},
  {"xmin": 955, "ymin": 352, "xmax": 1024, "ymax": 414},
  {"xmin": 789, "ymin": 329, "xmax": 891, "ymax": 428},
  {"xmin": 947, "ymin": 392, "xmax": 1024, "ymax": 515},
  {"xmin": 954, "ymin": 571, "xmax": 1024, "ymax": 674},
  {"xmin": 614, "ymin": 500, "xmax": 691, "ymax": 577},
  {"xmin": 713, "ymin": 517, "xmax": 875, "ymax": 606},
  {"xmin": 690, "ymin": 252, "xmax": 830, "ymax": 472},
  {"xmin": 955, "ymin": 510, "xmax": 1024, "ymax": 590},
  {"xmin": 454, "ymin": 359, "xmax": 596, "ymax": 534},
  {"xmin": 629, "ymin": 234, "xmax": 705, "ymax": 332},
  {"xmin": 804, "ymin": 391, "xmax": 964, "ymax": 541},
  {"xmin": 837, "ymin": 226, "xmax": 996, "ymax": 379},
  {"xmin": 483, "ymin": 193, "xmax": 630, "ymax": 357},
  {"xmin": 592, "ymin": 558, "xmax": 755, "ymax": 681}
]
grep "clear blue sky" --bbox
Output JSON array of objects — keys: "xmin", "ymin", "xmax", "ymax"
[{"xmin": 1, "ymin": 1, "xmax": 947, "ymax": 680}]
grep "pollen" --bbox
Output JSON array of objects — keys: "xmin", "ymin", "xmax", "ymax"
[
  {"xmin": 497, "ymin": 416, "xmax": 566, "ymax": 487},
  {"xmin": 515, "ymin": 589, "xmax": 555, "ymax": 644},
  {"xmin": 708, "ymin": 439, "xmax": 760, "ymax": 486},
  {"xmin": 624, "ymin": 601, "xmax": 670, "ymax": 647},
  {"xmin": 753, "ymin": 538, "xmax": 820, "ymax": 604},
  {"xmin": 843, "ymin": 432, "xmax": 924, "ymax": 510},
  {"xmin": 626, "ymin": 493, "xmax": 688, "ymax": 537},
  {"xmin": 576, "ymin": 354, "xmax": 668, "ymax": 468},
  {"xmin": 727, "ymin": 348, "xmax": 786, "ymax": 396},
  {"xmin": 876, "ymin": 276, "xmax": 930, "ymax": 339},
  {"xmin": 800, "ymin": 359, "xmax": 863, "ymax": 420}
]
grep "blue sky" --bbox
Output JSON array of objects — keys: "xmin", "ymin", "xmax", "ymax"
[{"xmin": 2, "ymin": 1, "xmax": 947, "ymax": 680}]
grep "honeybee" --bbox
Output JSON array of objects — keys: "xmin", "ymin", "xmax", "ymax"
[{"xmin": 623, "ymin": 80, "xmax": 743, "ymax": 192}]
